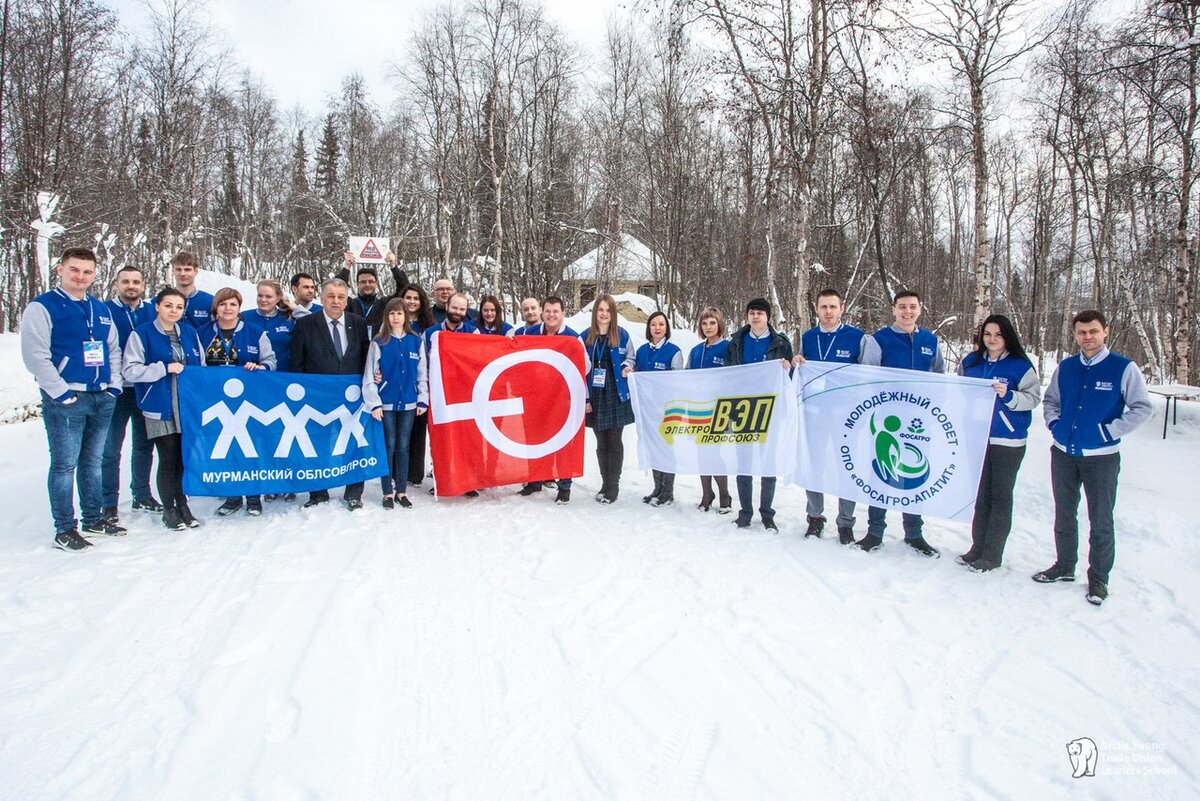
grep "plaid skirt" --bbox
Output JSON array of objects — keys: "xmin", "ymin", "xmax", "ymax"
[{"xmin": 586, "ymin": 372, "xmax": 634, "ymax": 431}]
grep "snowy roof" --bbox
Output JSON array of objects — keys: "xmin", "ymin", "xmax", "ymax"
[{"xmin": 565, "ymin": 234, "xmax": 660, "ymax": 282}]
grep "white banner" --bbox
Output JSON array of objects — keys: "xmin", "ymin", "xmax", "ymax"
[
  {"xmin": 793, "ymin": 362, "xmax": 996, "ymax": 521},
  {"xmin": 347, "ymin": 236, "xmax": 390, "ymax": 264},
  {"xmin": 629, "ymin": 362, "xmax": 798, "ymax": 477}
]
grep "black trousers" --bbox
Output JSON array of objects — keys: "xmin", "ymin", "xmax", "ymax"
[
  {"xmin": 152, "ymin": 433, "xmax": 185, "ymax": 511},
  {"xmin": 407, "ymin": 413, "xmax": 428, "ymax": 485},
  {"xmin": 595, "ymin": 427, "xmax": 625, "ymax": 500},
  {"xmin": 968, "ymin": 443, "xmax": 1026, "ymax": 563},
  {"xmin": 1051, "ymin": 447, "xmax": 1120, "ymax": 584}
]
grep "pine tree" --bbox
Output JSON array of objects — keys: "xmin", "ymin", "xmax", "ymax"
[
  {"xmin": 314, "ymin": 114, "xmax": 339, "ymax": 198},
  {"xmin": 291, "ymin": 129, "xmax": 310, "ymax": 194},
  {"xmin": 215, "ymin": 144, "xmax": 244, "ymax": 265}
]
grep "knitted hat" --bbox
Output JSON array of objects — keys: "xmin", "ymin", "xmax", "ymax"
[{"xmin": 746, "ymin": 297, "xmax": 771, "ymax": 315}]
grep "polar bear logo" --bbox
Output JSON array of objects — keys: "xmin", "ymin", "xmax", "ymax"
[{"xmin": 1067, "ymin": 737, "xmax": 1098, "ymax": 778}]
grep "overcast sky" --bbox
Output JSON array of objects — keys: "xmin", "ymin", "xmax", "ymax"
[{"xmin": 107, "ymin": 0, "xmax": 621, "ymax": 114}]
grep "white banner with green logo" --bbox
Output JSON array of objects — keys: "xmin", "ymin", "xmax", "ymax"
[
  {"xmin": 629, "ymin": 361, "xmax": 799, "ymax": 477},
  {"xmin": 793, "ymin": 362, "xmax": 996, "ymax": 521}
]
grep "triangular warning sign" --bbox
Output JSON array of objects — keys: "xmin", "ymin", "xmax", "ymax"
[{"xmin": 358, "ymin": 238, "xmax": 383, "ymax": 260}]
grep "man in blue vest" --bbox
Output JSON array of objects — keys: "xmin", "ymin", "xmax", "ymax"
[
  {"xmin": 796, "ymin": 288, "xmax": 881, "ymax": 543},
  {"xmin": 170, "ymin": 251, "xmax": 214, "ymax": 329},
  {"xmin": 860, "ymin": 290, "xmax": 945, "ymax": 557},
  {"xmin": 1033, "ymin": 310, "xmax": 1151, "ymax": 606},
  {"xmin": 101, "ymin": 265, "xmax": 160, "ymax": 522},
  {"xmin": 21, "ymin": 248, "xmax": 127, "ymax": 551}
]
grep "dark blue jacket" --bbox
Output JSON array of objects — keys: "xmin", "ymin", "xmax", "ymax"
[
  {"xmin": 581, "ymin": 327, "xmax": 633, "ymax": 402},
  {"xmin": 424, "ymin": 318, "xmax": 478, "ymax": 350},
  {"xmin": 363, "ymin": 332, "xmax": 428, "ymax": 411},
  {"xmin": 242, "ymin": 309, "xmax": 295, "ymax": 372},
  {"xmin": 727, "ymin": 325, "xmax": 793, "ymax": 366},
  {"xmin": 1043, "ymin": 348, "xmax": 1152, "ymax": 456},
  {"xmin": 688, "ymin": 339, "xmax": 730, "ymax": 369},
  {"xmin": 22, "ymin": 289, "xmax": 122, "ymax": 399},
  {"xmin": 959, "ymin": 351, "xmax": 1041, "ymax": 445},
  {"xmin": 635, "ymin": 340, "xmax": 682, "ymax": 372},
  {"xmin": 122, "ymin": 320, "xmax": 204, "ymax": 420},
  {"xmin": 873, "ymin": 325, "xmax": 944, "ymax": 372},
  {"xmin": 478, "ymin": 321, "xmax": 514, "ymax": 336},
  {"xmin": 106, "ymin": 299, "xmax": 156, "ymax": 350},
  {"xmin": 197, "ymin": 319, "xmax": 276, "ymax": 369}
]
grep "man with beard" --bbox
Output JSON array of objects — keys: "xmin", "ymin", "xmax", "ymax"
[
  {"xmin": 514, "ymin": 297, "xmax": 542, "ymax": 334},
  {"xmin": 423, "ymin": 292, "xmax": 479, "ymax": 497},
  {"xmin": 101, "ymin": 265, "xmax": 160, "ymax": 522}
]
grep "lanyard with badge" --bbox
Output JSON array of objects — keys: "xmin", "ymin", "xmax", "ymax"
[
  {"xmin": 816, "ymin": 323, "xmax": 843, "ymax": 362},
  {"xmin": 591, "ymin": 338, "xmax": 609, "ymax": 388},
  {"xmin": 216, "ymin": 328, "xmax": 236, "ymax": 363},
  {"xmin": 61, "ymin": 290, "xmax": 106, "ymax": 368}
]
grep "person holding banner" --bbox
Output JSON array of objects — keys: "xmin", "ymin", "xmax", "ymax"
[
  {"xmin": 626, "ymin": 311, "xmax": 683, "ymax": 507},
  {"xmin": 338, "ymin": 250, "xmax": 410, "ymax": 337},
  {"xmin": 123, "ymin": 287, "xmax": 206, "ymax": 532},
  {"xmin": 1034, "ymin": 310, "xmax": 1152, "ymax": 606},
  {"xmin": 102, "ymin": 265, "xmax": 160, "ymax": 524},
  {"xmin": 726, "ymin": 298, "xmax": 793, "ymax": 531},
  {"xmin": 860, "ymin": 290, "xmax": 945, "ymax": 557},
  {"xmin": 290, "ymin": 278, "xmax": 371, "ymax": 511},
  {"xmin": 582, "ymin": 295, "xmax": 636, "ymax": 504},
  {"xmin": 955, "ymin": 315, "xmax": 1042, "ymax": 572},
  {"xmin": 795, "ymin": 289, "xmax": 882, "ymax": 543},
  {"xmin": 477, "ymin": 295, "xmax": 513, "ymax": 335},
  {"xmin": 363, "ymin": 298, "xmax": 429, "ymax": 509},
  {"xmin": 169, "ymin": 251, "xmax": 215, "ymax": 330},
  {"xmin": 200, "ymin": 288, "xmax": 277, "ymax": 517},
  {"xmin": 402, "ymin": 284, "xmax": 437, "ymax": 488},
  {"xmin": 688, "ymin": 307, "xmax": 733, "ymax": 514},
  {"xmin": 516, "ymin": 297, "xmax": 542, "ymax": 334},
  {"xmin": 424, "ymin": 292, "xmax": 481, "ymax": 497},
  {"xmin": 243, "ymin": 280, "xmax": 296, "ymax": 372},
  {"xmin": 517, "ymin": 296, "xmax": 580, "ymax": 503}
]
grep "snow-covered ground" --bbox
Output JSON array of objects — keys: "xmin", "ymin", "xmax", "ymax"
[{"xmin": 1, "ymin": 346, "xmax": 1198, "ymax": 798}]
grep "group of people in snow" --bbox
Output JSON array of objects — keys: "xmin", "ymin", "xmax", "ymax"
[{"xmin": 22, "ymin": 246, "xmax": 1152, "ymax": 606}]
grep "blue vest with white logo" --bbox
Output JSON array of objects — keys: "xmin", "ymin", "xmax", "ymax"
[
  {"xmin": 375, "ymin": 333, "xmax": 424, "ymax": 409},
  {"xmin": 961, "ymin": 352, "xmax": 1034, "ymax": 442},
  {"xmin": 106, "ymin": 299, "xmax": 155, "ymax": 350},
  {"xmin": 130, "ymin": 321, "xmax": 203, "ymax": 419},
  {"xmin": 1052, "ymin": 352, "xmax": 1133, "ymax": 456},
  {"xmin": 242, "ymin": 310, "xmax": 295, "ymax": 372},
  {"xmin": 874, "ymin": 326, "xmax": 939, "ymax": 371},
  {"xmin": 31, "ymin": 290, "xmax": 117, "ymax": 390},
  {"xmin": 197, "ymin": 320, "xmax": 266, "ymax": 366},
  {"xmin": 688, "ymin": 339, "xmax": 730, "ymax": 369},
  {"xmin": 802, "ymin": 324, "xmax": 864, "ymax": 364},
  {"xmin": 635, "ymin": 341, "xmax": 681, "ymax": 372}
]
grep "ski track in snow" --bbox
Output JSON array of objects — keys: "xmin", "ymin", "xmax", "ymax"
[{"xmin": 0, "ymin": 400, "xmax": 1198, "ymax": 800}]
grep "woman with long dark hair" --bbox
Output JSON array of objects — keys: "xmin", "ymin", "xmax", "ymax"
[
  {"xmin": 687, "ymin": 307, "xmax": 733, "ymax": 513},
  {"xmin": 476, "ymin": 295, "xmax": 513, "ymax": 335},
  {"xmin": 402, "ymin": 284, "xmax": 437, "ymax": 487},
  {"xmin": 364, "ymin": 297, "xmax": 428, "ymax": 509},
  {"xmin": 956, "ymin": 314, "xmax": 1041, "ymax": 572},
  {"xmin": 626, "ymin": 311, "xmax": 683, "ymax": 506},
  {"xmin": 122, "ymin": 287, "xmax": 206, "ymax": 531},
  {"xmin": 581, "ymin": 294, "xmax": 635, "ymax": 503}
]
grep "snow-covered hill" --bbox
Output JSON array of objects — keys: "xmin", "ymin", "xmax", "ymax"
[{"xmin": 0, "ymin": 345, "xmax": 1197, "ymax": 799}]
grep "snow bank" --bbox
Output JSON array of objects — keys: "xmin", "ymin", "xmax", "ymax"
[
  {"xmin": 0, "ymin": 334, "xmax": 41, "ymax": 423},
  {"xmin": 194, "ymin": 269, "xmax": 259, "ymax": 311}
]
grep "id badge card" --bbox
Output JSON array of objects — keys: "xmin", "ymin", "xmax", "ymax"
[
  {"xmin": 592, "ymin": 368, "xmax": 607, "ymax": 388},
  {"xmin": 82, "ymin": 340, "xmax": 105, "ymax": 367}
]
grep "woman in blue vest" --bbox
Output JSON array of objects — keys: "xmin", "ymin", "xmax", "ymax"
[
  {"xmin": 476, "ymin": 295, "xmax": 513, "ymax": 335},
  {"xmin": 687, "ymin": 307, "xmax": 733, "ymax": 513},
  {"xmin": 364, "ymin": 298, "xmax": 429, "ymax": 509},
  {"xmin": 198, "ymin": 287, "xmax": 277, "ymax": 517},
  {"xmin": 401, "ymin": 284, "xmax": 437, "ymax": 488},
  {"xmin": 122, "ymin": 288, "xmax": 205, "ymax": 531},
  {"xmin": 242, "ymin": 279, "xmax": 297, "ymax": 502},
  {"xmin": 581, "ymin": 294, "xmax": 635, "ymax": 503},
  {"xmin": 625, "ymin": 311, "xmax": 683, "ymax": 506},
  {"xmin": 956, "ymin": 314, "xmax": 1041, "ymax": 572}
]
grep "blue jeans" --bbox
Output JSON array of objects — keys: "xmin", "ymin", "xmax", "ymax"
[
  {"xmin": 42, "ymin": 390, "xmax": 115, "ymax": 533},
  {"xmin": 736, "ymin": 475, "xmax": 776, "ymax": 519},
  {"xmin": 867, "ymin": 506, "xmax": 923, "ymax": 540},
  {"xmin": 102, "ymin": 389, "xmax": 154, "ymax": 506},
  {"xmin": 381, "ymin": 409, "xmax": 417, "ymax": 495}
]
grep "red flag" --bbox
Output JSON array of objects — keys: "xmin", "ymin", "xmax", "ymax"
[{"xmin": 428, "ymin": 331, "xmax": 587, "ymax": 496}]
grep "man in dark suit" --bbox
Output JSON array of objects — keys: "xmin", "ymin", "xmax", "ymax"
[{"xmin": 291, "ymin": 278, "xmax": 370, "ymax": 510}]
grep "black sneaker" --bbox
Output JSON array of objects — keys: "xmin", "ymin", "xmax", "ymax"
[
  {"xmin": 955, "ymin": 550, "xmax": 981, "ymax": 566},
  {"xmin": 346, "ymin": 499, "xmax": 363, "ymax": 511},
  {"xmin": 968, "ymin": 558, "xmax": 1000, "ymax": 573},
  {"xmin": 464, "ymin": 490, "xmax": 479, "ymax": 498},
  {"xmin": 303, "ymin": 497, "xmax": 328, "ymax": 508},
  {"xmin": 162, "ymin": 508, "xmax": 186, "ymax": 531},
  {"xmin": 177, "ymin": 503, "xmax": 200, "ymax": 528},
  {"xmin": 246, "ymin": 497, "xmax": 262, "ymax": 516},
  {"xmin": 102, "ymin": 505, "xmax": 119, "ymax": 522},
  {"xmin": 263, "ymin": 494, "xmax": 278, "ymax": 501},
  {"xmin": 906, "ymin": 537, "xmax": 940, "ymax": 558},
  {"xmin": 1086, "ymin": 578, "xmax": 1108, "ymax": 606},
  {"xmin": 1032, "ymin": 564, "xmax": 1075, "ymax": 583},
  {"xmin": 283, "ymin": 493, "xmax": 297, "ymax": 502},
  {"xmin": 397, "ymin": 495, "xmax": 413, "ymax": 509},
  {"xmin": 837, "ymin": 527, "xmax": 855, "ymax": 545},
  {"xmin": 734, "ymin": 514, "xmax": 752, "ymax": 529},
  {"xmin": 82, "ymin": 519, "xmax": 128, "ymax": 537},
  {"xmin": 650, "ymin": 496, "xmax": 673, "ymax": 507},
  {"xmin": 762, "ymin": 516, "xmax": 778, "ymax": 533},
  {"xmin": 555, "ymin": 489, "xmax": 570, "ymax": 505},
  {"xmin": 382, "ymin": 496, "xmax": 395, "ymax": 510},
  {"xmin": 54, "ymin": 529, "xmax": 94, "ymax": 551},
  {"xmin": 518, "ymin": 483, "xmax": 542, "ymax": 496},
  {"xmin": 804, "ymin": 516, "xmax": 825, "ymax": 538},
  {"xmin": 217, "ymin": 498, "xmax": 243, "ymax": 516},
  {"xmin": 856, "ymin": 534, "xmax": 883, "ymax": 552},
  {"xmin": 642, "ymin": 493, "xmax": 656, "ymax": 504},
  {"xmin": 132, "ymin": 497, "xmax": 163, "ymax": 513}
]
